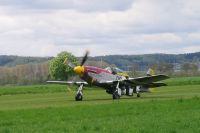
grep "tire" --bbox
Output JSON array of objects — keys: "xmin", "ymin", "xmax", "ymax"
[
  {"xmin": 75, "ymin": 93, "xmax": 83, "ymax": 101},
  {"xmin": 137, "ymin": 93, "xmax": 141, "ymax": 98}
]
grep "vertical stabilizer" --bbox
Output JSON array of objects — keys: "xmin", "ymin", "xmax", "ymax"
[{"xmin": 147, "ymin": 68, "xmax": 155, "ymax": 76}]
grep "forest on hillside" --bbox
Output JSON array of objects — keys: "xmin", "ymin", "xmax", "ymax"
[
  {"xmin": 90, "ymin": 52, "xmax": 200, "ymax": 70},
  {"xmin": 0, "ymin": 52, "xmax": 200, "ymax": 85},
  {"xmin": 0, "ymin": 55, "xmax": 53, "ymax": 67},
  {"xmin": 0, "ymin": 60, "xmax": 199, "ymax": 86},
  {"xmin": 1, "ymin": 52, "xmax": 200, "ymax": 70}
]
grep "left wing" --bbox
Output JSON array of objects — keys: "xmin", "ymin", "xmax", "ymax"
[{"xmin": 47, "ymin": 81, "xmax": 88, "ymax": 85}]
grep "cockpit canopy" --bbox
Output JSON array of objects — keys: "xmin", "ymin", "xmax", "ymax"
[{"xmin": 104, "ymin": 67, "xmax": 125, "ymax": 74}]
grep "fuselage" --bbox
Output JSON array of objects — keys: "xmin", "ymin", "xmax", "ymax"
[
  {"xmin": 73, "ymin": 65, "xmax": 152, "ymax": 95},
  {"xmin": 79, "ymin": 66, "xmax": 126, "ymax": 88}
]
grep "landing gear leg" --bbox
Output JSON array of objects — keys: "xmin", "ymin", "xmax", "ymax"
[
  {"xmin": 113, "ymin": 91, "xmax": 120, "ymax": 99},
  {"xmin": 137, "ymin": 93, "xmax": 141, "ymax": 98},
  {"xmin": 75, "ymin": 84, "xmax": 83, "ymax": 101},
  {"xmin": 113, "ymin": 81, "xmax": 121, "ymax": 100},
  {"xmin": 136, "ymin": 86, "xmax": 141, "ymax": 98}
]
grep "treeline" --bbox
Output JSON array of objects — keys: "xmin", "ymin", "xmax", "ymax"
[
  {"xmin": 0, "ymin": 61, "xmax": 199, "ymax": 86},
  {"xmin": 0, "ymin": 51, "xmax": 200, "ymax": 85},
  {"xmin": 0, "ymin": 60, "xmax": 111, "ymax": 85},
  {"xmin": 1, "ymin": 52, "xmax": 200, "ymax": 70},
  {"xmin": 151, "ymin": 62, "xmax": 200, "ymax": 77},
  {"xmin": 0, "ymin": 62, "xmax": 50, "ymax": 85},
  {"xmin": 91, "ymin": 52, "xmax": 200, "ymax": 70},
  {"xmin": 129, "ymin": 62, "xmax": 200, "ymax": 77},
  {"xmin": 0, "ymin": 55, "xmax": 52, "ymax": 67}
]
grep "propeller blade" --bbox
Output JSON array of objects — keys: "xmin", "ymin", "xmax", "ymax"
[
  {"xmin": 67, "ymin": 76, "xmax": 77, "ymax": 94},
  {"xmin": 70, "ymin": 81, "xmax": 74, "ymax": 89},
  {"xmin": 63, "ymin": 57, "xmax": 75, "ymax": 68},
  {"xmin": 66, "ymin": 81, "xmax": 74, "ymax": 93},
  {"xmin": 67, "ymin": 87, "xmax": 72, "ymax": 93},
  {"xmin": 80, "ymin": 50, "xmax": 89, "ymax": 66}
]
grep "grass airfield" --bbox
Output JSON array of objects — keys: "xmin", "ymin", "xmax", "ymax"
[{"xmin": 0, "ymin": 77, "xmax": 200, "ymax": 133}]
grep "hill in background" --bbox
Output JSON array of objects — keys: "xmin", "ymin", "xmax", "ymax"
[
  {"xmin": 1, "ymin": 52, "xmax": 200, "ymax": 70},
  {"xmin": 0, "ymin": 52, "xmax": 200, "ymax": 85},
  {"xmin": 91, "ymin": 52, "xmax": 200, "ymax": 70},
  {"xmin": 0, "ymin": 55, "xmax": 53, "ymax": 67}
]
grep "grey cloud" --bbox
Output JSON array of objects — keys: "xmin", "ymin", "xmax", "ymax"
[
  {"xmin": 1, "ymin": 0, "xmax": 200, "ymax": 56},
  {"xmin": 0, "ymin": 0, "xmax": 133, "ymax": 11}
]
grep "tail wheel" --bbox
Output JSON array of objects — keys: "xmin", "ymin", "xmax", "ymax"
[{"xmin": 75, "ymin": 93, "xmax": 83, "ymax": 101}]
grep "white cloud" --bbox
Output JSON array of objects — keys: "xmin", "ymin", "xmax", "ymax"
[
  {"xmin": 182, "ymin": 0, "xmax": 200, "ymax": 17},
  {"xmin": 182, "ymin": 46, "xmax": 200, "ymax": 53},
  {"xmin": 188, "ymin": 33, "xmax": 200, "ymax": 40},
  {"xmin": 133, "ymin": 33, "xmax": 182, "ymax": 44},
  {"xmin": 0, "ymin": 0, "xmax": 200, "ymax": 56}
]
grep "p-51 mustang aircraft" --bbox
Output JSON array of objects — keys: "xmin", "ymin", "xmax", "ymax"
[{"xmin": 47, "ymin": 51, "xmax": 169, "ymax": 101}]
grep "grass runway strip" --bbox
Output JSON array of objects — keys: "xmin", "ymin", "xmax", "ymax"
[
  {"xmin": 0, "ymin": 76, "xmax": 200, "ymax": 133},
  {"xmin": 0, "ymin": 97, "xmax": 200, "ymax": 133}
]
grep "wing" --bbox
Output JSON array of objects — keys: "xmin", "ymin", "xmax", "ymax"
[
  {"xmin": 127, "ymin": 75, "xmax": 169, "ymax": 84},
  {"xmin": 144, "ymin": 82, "xmax": 167, "ymax": 88},
  {"xmin": 47, "ymin": 81, "xmax": 88, "ymax": 85},
  {"xmin": 100, "ymin": 75, "xmax": 169, "ymax": 86}
]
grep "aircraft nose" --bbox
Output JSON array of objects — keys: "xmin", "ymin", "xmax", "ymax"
[{"xmin": 74, "ymin": 66, "xmax": 85, "ymax": 75}]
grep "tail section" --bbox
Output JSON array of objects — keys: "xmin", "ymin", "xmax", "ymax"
[
  {"xmin": 146, "ymin": 68, "xmax": 155, "ymax": 93},
  {"xmin": 146, "ymin": 68, "xmax": 155, "ymax": 76}
]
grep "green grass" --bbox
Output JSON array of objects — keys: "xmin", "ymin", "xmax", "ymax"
[
  {"xmin": 0, "ymin": 85, "xmax": 67, "ymax": 96},
  {"xmin": 0, "ymin": 76, "xmax": 200, "ymax": 133},
  {"xmin": 164, "ymin": 76, "xmax": 200, "ymax": 86},
  {"xmin": 0, "ymin": 84, "xmax": 99, "ymax": 96},
  {"xmin": 0, "ymin": 98, "xmax": 200, "ymax": 133}
]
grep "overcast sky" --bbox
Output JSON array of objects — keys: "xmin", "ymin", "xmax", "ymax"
[{"xmin": 1, "ymin": 0, "xmax": 200, "ymax": 57}]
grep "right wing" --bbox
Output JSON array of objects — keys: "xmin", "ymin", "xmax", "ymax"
[
  {"xmin": 100, "ymin": 74, "xmax": 169, "ymax": 86},
  {"xmin": 47, "ymin": 81, "xmax": 88, "ymax": 85},
  {"xmin": 127, "ymin": 74, "xmax": 169, "ymax": 84},
  {"xmin": 144, "ymin": 82, "xmax": 167, "ymax": 88}
]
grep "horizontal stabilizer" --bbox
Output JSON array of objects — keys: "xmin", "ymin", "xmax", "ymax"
[{"xmin": 147, "ymin": 82, "xmax": 167, "ymax": 88}]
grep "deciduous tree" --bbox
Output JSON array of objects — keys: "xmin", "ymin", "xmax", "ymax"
[{"xmin": 49, "ymin": 51, "xmax": 77, "ymax": 80}]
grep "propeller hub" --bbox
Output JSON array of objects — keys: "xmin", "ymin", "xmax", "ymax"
[{"xmin": 74, "ymin": 66, "xmax": 85, "ymax": 75}]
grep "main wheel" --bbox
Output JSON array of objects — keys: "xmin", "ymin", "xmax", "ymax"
[
  {"xmin": 113, "ymin": 91, "xmax": 120, "ymax": 100},
  {"xmin": 75, "ymin": 93, "xmax": 83, "ymax": 101},
  {"xmin": 137, "ymin": 93, "xmax": 141, "ymax": 98}
]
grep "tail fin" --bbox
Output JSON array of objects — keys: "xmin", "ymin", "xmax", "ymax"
[
  {"xmin": 147, "ymin": 68, "xmax": 155, "ymax": 93},
  {"xmin": 146, "ymin": 68, "xmax": 155, "ymax": 76}
]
